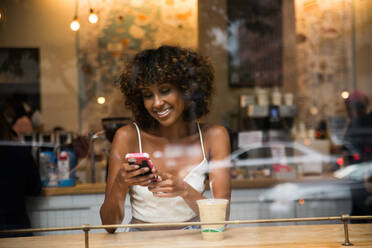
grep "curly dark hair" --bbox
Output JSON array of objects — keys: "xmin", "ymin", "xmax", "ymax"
[{"xmin": 119, "ymin": 45, "xmax": 215, "ymax": 129}]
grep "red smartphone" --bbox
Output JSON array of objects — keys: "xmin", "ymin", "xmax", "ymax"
[{"xmin": 125, "ymin": 152, "xmax": 155, "ymax": 178}]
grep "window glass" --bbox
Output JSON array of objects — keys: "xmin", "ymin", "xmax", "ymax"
[{"xmin": 0, "ymin": 0, "xmax": 371, "ymax": 238}]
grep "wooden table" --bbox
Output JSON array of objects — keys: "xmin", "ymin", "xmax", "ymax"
[{"xmin": 1, "ymin": 224, "xmax": 371, "ymax": 248}]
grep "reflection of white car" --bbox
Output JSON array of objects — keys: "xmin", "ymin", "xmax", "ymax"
[
  {"xmin": 258, "ymin": 162, "xmax": 371, "ymax": 222},
  {"xmin": 231, "ymin": 142, "xmax": 338, "ymax": 176},
  {"xmin": 334, "ymin": 161, "xmax": 372, "ymax": 181}
]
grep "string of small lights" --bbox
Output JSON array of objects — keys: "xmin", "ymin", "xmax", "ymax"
[{"xmin": 70, "ymin": 0, "xmax": 99, "ymax": 31}]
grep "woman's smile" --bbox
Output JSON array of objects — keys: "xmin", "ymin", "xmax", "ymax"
[
  {"xmin": 155, "ymin": 107, "xmax": 172, "ymax": 119},
  {"xmin": 142, "ymin": 83, "xmax": 185, "ymax": 127}
]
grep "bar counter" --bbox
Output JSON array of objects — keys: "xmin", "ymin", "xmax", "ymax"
[
  {"xmin": 41, "ymin": 176, "xmax": 339, "ymax": 196},
  {"xmin": 1, "ymin": 224, "xmax": 371, "ymax": 248}
]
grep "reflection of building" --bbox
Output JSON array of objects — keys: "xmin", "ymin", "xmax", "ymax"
[
  {"xmin": 228, "ymin": 0, "xmax": 283, "ymax": 87},
  {"xmin": 295, "ymin": 0, "xmax": 353, "ymax": 127},
  {"xmin": 0, "ymin": 48, "xmax": 41, "ymax": 111}
]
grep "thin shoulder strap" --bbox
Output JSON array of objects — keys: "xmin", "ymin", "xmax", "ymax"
[
  {"xmin": 197, "ymin": 122, "xmax": 206, "ymax": 159},
  {"xmin": 132, "ymin": 122, "xmax": 142, "ymax": 153}
]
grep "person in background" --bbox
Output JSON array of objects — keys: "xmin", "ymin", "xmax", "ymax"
[
  {"xmin": 0, "ymin": 112, "xmax": 42, "ymax": 237},
  {"xmin": 100, "ymin": 45, "xmax": 231, "ymax": 232},
  {"xmin": 12, "ymin": 93, "xmax": 44, "ymax": 132},
  {"xmin": 24, "ymin": 103, "xmax": 43, "ymax": 132},
  {"xmin": 2, "ymin": 97, "xmax": 33, "ymax": 140},
  {"xmin": 343, "ymin": 90, "xmax": 372, "ymax": 223},
  {"xmin": 343, "ymin": 90, "xmax": 372, "ymax": 164}
]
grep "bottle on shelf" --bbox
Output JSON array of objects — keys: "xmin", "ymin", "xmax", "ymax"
[
  {"xmin": 56, "ymin": 132, "xmax": 76, "ymax": 187},
  {"xmin": 39, "ymin": 133, "xmax": 58, "ymax": 187}
]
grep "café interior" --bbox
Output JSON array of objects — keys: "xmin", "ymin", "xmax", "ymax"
[{"xmin": 0, "ymin": 0, "xmax": 371, "ymax": 244}]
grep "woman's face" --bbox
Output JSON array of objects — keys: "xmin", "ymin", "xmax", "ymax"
[{"xmin": 140, "ymin": 83, "xmax": 186, "ymax": 127}]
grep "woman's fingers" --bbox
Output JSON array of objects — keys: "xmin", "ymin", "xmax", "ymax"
[
  {"xmin": 127, "ymin": 166, "xmax": 151, "ymax": 178},
  {"xmin": 125, "ymin": 174, "xmax": 154, "ymax": 185},
  {"xmin": 155, "ymin": 170, "xmax": 172, "ymax": 181},
  {"xmin": 148, "ymin": 184, "xmax": 185, "ymax": 198},
  {"xmin": 148, "ymin": 178, "xmax": 173, "ymax": 188},
  {"xmin": 119, "ymin": 164, "xmax": 155, "ymax": 186},
  {"xmin": 122, "ymin": 161, "xmax": 138, "ymax": 171},
  {"xmin": 137, "ymin": 178, "xmax": 155, "ymax": 186}
]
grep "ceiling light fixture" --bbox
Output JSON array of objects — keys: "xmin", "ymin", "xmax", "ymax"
[
  {"xmin": 70, "ymin": 0, "xmax": 80, "ymax": 31},
  {"xmin": 88, "ymin": 8, "xmax": 99, "ymax": 24},
  {"xmin": 341, "ymin": 91, "xmax": 350, "ymax": 99},
  {"xmin": 97, "ymin": 97, "xmax": 106, "ymax": 104},
  {"xmin": 0, "ymin": 7, "xmax": 5, "ymax": 24},
  {"xmin": 70, "ymin": 16, "xmax": 80, "ymax": 31}
]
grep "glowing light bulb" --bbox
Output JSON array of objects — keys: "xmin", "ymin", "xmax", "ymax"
[
  {"xmin": 70, "ymin": 17, "xmax": 80, "ymax": 31},
  {"xmin": 88, "ymin": 9, "xmax": 99, "ymax": 24},
  {"xmin": 341, "ymin": 91, "xmax": 350, "ymax": 99},
  {"xmin": 97, "ymin": 97, "xmax": 106, "ymax": 104},
  {"xmin": 310, "ymin": 106, "xmax": 318, "ymax": 115},
  {"xmin": 0, "ymin": 8, "xmax": 5, "ymax": 23}
]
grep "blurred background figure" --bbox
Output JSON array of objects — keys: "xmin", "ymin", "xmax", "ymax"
[
  {"xmin": 343, "ymin": 90, "xmax": 372, "ymax": 164},
  {"xmin": 0, "ymin": 112, "xmax": 42, "ymax": 237},
  {"xmin": 13, "ymin": 92, "xmax": 44, "ymax": 133},
  {"xmin": 342, "ymin": 90, "xmax": 372, "ymax": 223},
  {"xmin": 2, "ymin": 96, "xmax": 33, "ymax": 140}
]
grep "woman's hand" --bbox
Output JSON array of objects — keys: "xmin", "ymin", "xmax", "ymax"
[
  {"xmin": 117, "ymin": 162, "xmax": 156, "ymax": 187},
  {"xmin": 147, "ymin": 170, "xmax": 187, "ymax": 198}
]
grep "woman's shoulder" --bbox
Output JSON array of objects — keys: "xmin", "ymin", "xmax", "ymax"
[
  {"xmin": 199, "ymin": 123, "xmax": 230, "ymax": 158},
  {"xmin": 113, "ymin": 123, "xmax": 138, "ymax": 144},
  {"xmin": 200, "ymin": 123, "xmax": 229, "ymax": 140}
]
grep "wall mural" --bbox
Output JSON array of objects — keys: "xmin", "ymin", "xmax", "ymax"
[
  {"xmin": 77, "ymin": 0, "xmax": 197, "ymax": 133},
  {"xmin": 295, "ymin": 0, "xmax": 353, "ymax": 130}
]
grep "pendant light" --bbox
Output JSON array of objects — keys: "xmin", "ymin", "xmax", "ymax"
[
  {"xmin": 88, "ymin": 8, "xmax": 99, "ymax": 24},
  {"xmin": 70, "ymin": 0, "xmax": 80, "ymax": 31},
  {"xmin": 70, "ymin": 16, "xmax": 80, "ymax": 31}
]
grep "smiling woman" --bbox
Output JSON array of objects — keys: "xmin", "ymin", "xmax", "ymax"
[
  {"xmin": 140, "ymin": 83, "xmax": 186, "ymax": 127},
  {"xmin": 100, "ymin": 45, "xmax": 231, "ymax": 232},
  {"xmin": 119, "ymin": 45, "xmax": 214, "ymax": 130}
]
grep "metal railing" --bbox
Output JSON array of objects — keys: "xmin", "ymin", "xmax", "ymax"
[{"xmin": 1, "ymin": 215, "xmax": 371, "ymax": 248}]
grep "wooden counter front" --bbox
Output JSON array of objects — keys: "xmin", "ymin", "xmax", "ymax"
[
  {"xmin": 40, "ymin": 180, "xmax": 269, "ymax": 196},
  {"xmin": 41, "ymin": 175, "xmax": 341, "ymax": 196},
  {"xmin": 41, "ymin": 183, "xmax": 106, "ymax": 196},
  {"xmin": 1, "ymin": 224, "xmax": 371, "ymax": 248}
]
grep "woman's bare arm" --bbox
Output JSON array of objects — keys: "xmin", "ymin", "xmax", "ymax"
[
  {"xmin": 178, "ymin": 125, "xmax": 231, "ymax": 216},
  {"xmin": 99, "ymin": 125, "xmax": 154, "ymax": 233},
  {"xmin": 206, "ymin": 125, "xmax": 232, "ymax": 219},
  {"xmin": 100, "ymin": 127, "xmax": 130, "ymax": 233}
]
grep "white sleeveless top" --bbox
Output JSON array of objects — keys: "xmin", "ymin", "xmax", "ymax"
[{"xmin": 129, "ymin": 122, "xmax": 208, "ymax": 222}]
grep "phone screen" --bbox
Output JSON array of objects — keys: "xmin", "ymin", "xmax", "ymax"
[{"xmin": 125, "ymin": 153, "xmax": 153, "ymax": 176}]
